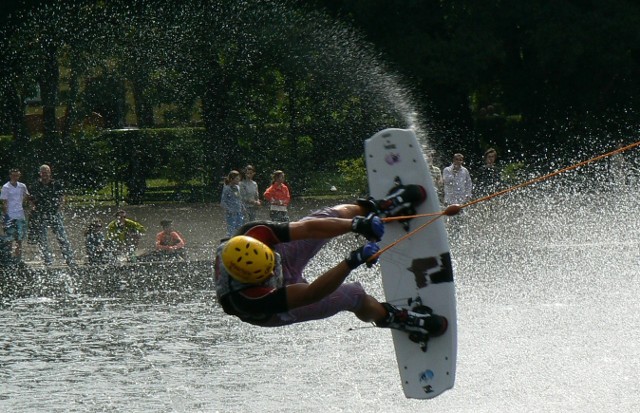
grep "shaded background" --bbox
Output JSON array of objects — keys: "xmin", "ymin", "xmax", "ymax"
[{"xmin": 1, "ymin": 0, "xmax": 639, "ymax": 192}]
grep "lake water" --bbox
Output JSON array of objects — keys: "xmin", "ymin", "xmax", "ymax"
[{"xmin": 1, "ymin": 191, "xmax": 639, "ymax": 412}]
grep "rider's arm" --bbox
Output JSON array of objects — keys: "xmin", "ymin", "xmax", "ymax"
[
  {"xmin": 232, "ymin": 218, "xmax": 353, "ymax": 244},
  {"xmin": 288, "ymin": 218, "xmax": 352, "ymax": 240},
  {"xmin": 284, "ymin": 242, "xmax": 378, "ymax": 310},
  {"xmin": 285, "ymin": 260, "xmax": 352, "ymax": 309}
]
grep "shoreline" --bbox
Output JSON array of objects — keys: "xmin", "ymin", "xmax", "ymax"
[{"xmin": 4, "ymin": 197, "xmax": 352, "ymax": 266}]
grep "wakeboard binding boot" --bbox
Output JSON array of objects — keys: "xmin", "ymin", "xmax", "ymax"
[
  {"xmin": 357, "ymin": 181, "xmax": 427, "ymax": 230},
  {"xmin": 376, "ymin": 301, "xmax": 448, "ymax": 352}
]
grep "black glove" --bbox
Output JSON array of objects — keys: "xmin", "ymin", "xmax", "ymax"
[
  {"xmin": 345, "ymin": 242, "xmax": 380, "ymax": 269},
  {"xmin": 351, "ymin": 213, "xmax": 384, "ymax": 241}
]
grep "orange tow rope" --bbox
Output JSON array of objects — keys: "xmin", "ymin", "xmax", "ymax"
[
  {"xmin": 369, "ymin": 139, "xmax": 640, "ymax": 262},
  {"xmin": 461, "ymin": 139, "xmax": 640, "ymax": 210},
  {"xmin": 369, "ymin": 205, "xmax": 459, "ymax": 262}
]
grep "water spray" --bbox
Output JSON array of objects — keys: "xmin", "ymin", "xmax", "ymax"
[{"xmin": 370, "ymin": 138, "xmax": 640, "ymax": 261}]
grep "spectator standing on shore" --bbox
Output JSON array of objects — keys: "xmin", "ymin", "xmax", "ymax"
[
  {"xmin": 263, "ymin": 170, "xmax": 290, "ymax": 222},
  {"xmin": 475, "ymin": 148, "xmax": 504, "ymax": 197},
  {"xmin": 105, "ymin": 210, "xmax": 145, "ymax": 262},
  {"xmin": 1, "ymin": 168, "xmax": 30, "ymax": 261},
  {"xmin": 442, "ymin": 153, "xmax": 473, "ymax": 206},
  {"xmin": 221, "ymin": 170, "xmax": 245, "ymax": 237},
  {"xmin": 29, "ymin": 164, "xmax": 75, "ymax": 266},
  {"xmin": 239, "ymin": 165, "xmax": 261, "ymax": 223}
]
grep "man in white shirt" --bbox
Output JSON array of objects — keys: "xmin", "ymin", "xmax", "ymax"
[
  {"xmin": 1, "ymin": 169, "xmax": 30, "ymax": 260},
  {"xmin": 442, "ymin": 153, "xmax": 473, "ymax": 206}
]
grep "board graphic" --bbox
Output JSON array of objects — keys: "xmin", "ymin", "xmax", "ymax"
[{"xmin": 365, "ymin": 128, "xmax": 457, "ymax": 399}]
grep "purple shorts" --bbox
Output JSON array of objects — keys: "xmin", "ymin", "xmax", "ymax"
[{"xmin": 260, "ymin": 207, "xmax": 367, "ymax": 327}]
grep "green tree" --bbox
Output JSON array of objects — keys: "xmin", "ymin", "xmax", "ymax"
[{"xmin": 0, "ymin": 0, "xmax": 425, "ymax": 193}]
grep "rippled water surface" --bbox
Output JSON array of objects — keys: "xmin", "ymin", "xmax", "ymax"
[{"xmin": 1, "ymin": 192, "xmax": 639, "ymax": 412}]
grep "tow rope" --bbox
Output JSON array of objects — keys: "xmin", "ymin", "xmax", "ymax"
[{"xmin": 369, "ymin": 139, "xmax": 640, "ymax": 261}]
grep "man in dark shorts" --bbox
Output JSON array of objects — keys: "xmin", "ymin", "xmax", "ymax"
[{"xmin": 214, "ymin": 184, "xmax": 448, "ymax": 337}]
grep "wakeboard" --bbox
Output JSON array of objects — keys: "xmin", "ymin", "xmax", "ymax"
[{"xmin": 365, "ymin": 128, "xmax": 457, "ymax": 399}]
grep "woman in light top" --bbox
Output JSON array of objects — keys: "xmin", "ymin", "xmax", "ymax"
[
  {"xmin": 239, "ymin": 165, "xmax": 261, "ymax": 223},
  {"xmin": 220, "ymin": 170, "xmax": 245, "ymax": 236}
]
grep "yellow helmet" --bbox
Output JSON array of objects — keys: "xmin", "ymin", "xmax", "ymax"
[{"xmin": 221, "ymin": 235, "xmax": 275, "ymax": 284}]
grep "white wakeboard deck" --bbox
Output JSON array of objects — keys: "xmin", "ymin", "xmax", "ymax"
[{"xmin": 365, "ymin": 128, "xmax": 457, "ymax": 399}]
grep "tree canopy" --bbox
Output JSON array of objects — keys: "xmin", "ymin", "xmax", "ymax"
[
  {"xmin": 0, "ymin": 0, "xmax": 415, "ymax": 190},
  {"xmin": 1, "ymin": 0, "xmax": 639, "ymax": 185}
]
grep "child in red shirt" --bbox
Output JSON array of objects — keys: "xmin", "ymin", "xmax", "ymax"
[{"xmin": 263, "ymin": 170, "xmax": 290, "ymax": 222}]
